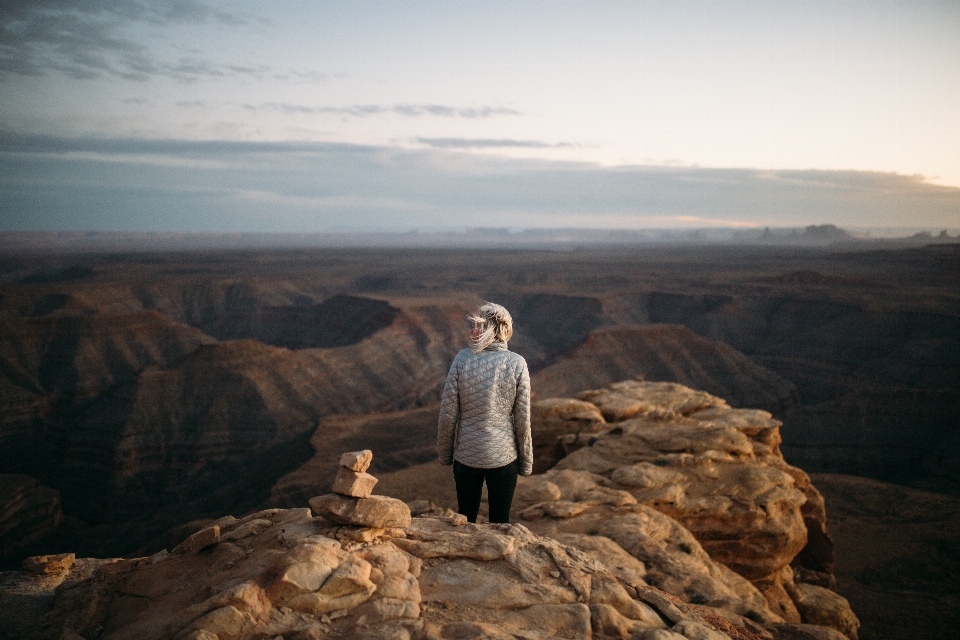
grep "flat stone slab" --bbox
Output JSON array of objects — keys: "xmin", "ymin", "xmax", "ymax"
[
  {"xmin": 339, "ymin": 450, "xmax": 373, "ymax": 473},
  {"xmin": 172, "ymin": 525, "xmax": 220, "ymax": 555},
  {"xmin": 310, "ymin": 494, "xmax": 411, "ymax": 529},
  {"xmin": 21, "ymin": 553, "xmax": 75, "ymax": 575},
  {"xmin": 332, "ymin": 468, "xmax": 378, "ymax": 498}
]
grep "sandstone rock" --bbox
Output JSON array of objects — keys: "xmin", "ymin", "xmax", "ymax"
[
  {"xmin": 754, "ymin": 567, "xmax": 801, "ymax": 623},
  {"xmin": 535, "ymin": 397, "xmax": 607, "ymax": 423},
  {"xmin": 552, "ymin": 533, "xmax": 647, "ymax": 587},
  {"xmin": 502, "ymin": 379, "xmax": 862, "ymax": 640},
  {"xmin": 496, "ymin": 603, "xmax": 593, "ymax": 639},
  {"xmin": 670, "ymin": 619, "xmax": 733, "ymax": 640},
  {"xmin": 520, "ymin": 470, "xmax": 783, "ymax": 623},
  {"xmin": 173, "ymin": 525, "xmax": 220, "ymax": 555},
  {"xmin": 182, "ymin": 604, "xmax": 253, "ymax": 638},
  {"xmin": 521, "ymin": 500, "xmax": 588, "ymax": 520},
  {"xmin": 7, "ymin": 504, "xmax": 808, "ymax": 640},
  {"xmin": 21, "ymin": 552, "xmax": 75, "ymax": 574},
  {"xmin": 336, "ymin": 526, "xmax": 387, "ymax": 542},
  {"xmin": 578, "ymin": 380, "xmax": 728, "ymax": 422},
  {"xmin": 394, "ymin": 518, "xmax": 515, "ymax": 560},
  {"xmin": 591, "ymin": 602, "xmax": 650, "ymax": 638},
  {"xmin": 531, "ymin": 398, "xmax": 609, "ymax": 473},
  {"xmin": 340, "ymin": 449, "xmax": 374, "ymax": 473},
  {"xmin": 221, "ymin": 518, "xmax": 272, "ymax": 542},
  {"xmin": 635, "ymin": 630, "xmax": 688, "ymax": 640},
  {"xmin": 790, "ymin": 583, "xmax": 859, "ymax": 640},
  {"xmin": 442, "ymin": 513, "xmax": 468, "ymax": 526},
  {"xmin": 528, "ymin": 382, "xmax": 816, "ymax": 618},
  {"xmin": 612, "ymin": 462, "xmax": 687, "ymax": 488},
  {"xmin": 310, "ymin": 494, "xmax": 412, "ymax": 529},
  {"xmin": 267, "ymin": 545, "xmax": 341, "ymax": 603},
  {"xmin": 352, "ymin": 596, "xmax": 420, "ymax": 625},
  {"xmin": 359, "ymin": 541, "xmax": 416, "ymax": 576},
  {"xmin": 332, "ymin": 467, "xmax": 379, "ymax": 498},
  {"xmin": 2, "ymin": 375, "xmax": 853, "ymax": 640},
  {"xmin": 516, "ymin": 477, "xmax": 564, "ymax": 508}
]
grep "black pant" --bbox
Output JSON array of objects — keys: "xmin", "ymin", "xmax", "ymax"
[{"xmin": 453, "ymin": 459, "xmax": 519, "ymax": 524}]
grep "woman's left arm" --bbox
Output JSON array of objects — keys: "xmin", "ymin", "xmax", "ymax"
[{"xmin": 513, "ymin": 360, "xmax": 533, "ymax": 476}]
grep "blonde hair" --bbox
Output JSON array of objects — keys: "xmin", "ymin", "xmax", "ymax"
[{"xmin": 469, "ymin": 302, "xmax": 513, "ymax": 353}]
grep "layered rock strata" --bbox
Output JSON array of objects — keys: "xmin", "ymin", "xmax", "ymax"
[
  {"xmin": 531, "ymin": 326, "xmax": 798, "ymax": 415},
  {"xmin": 514, "ymin": 380, "xmax": 858, "ymax": 638},
  {"xmin": 4, "ymin": 407, "xmax": 860, "ymax": 640},
  {"xmin": 0, "ymin": 475, "xmax": 62, "ymax": 565},
  {"xmin": 0, "ymin": 301, "xmax": 470, "ymax": 560},
  {"xmin": 0, "ymin": 507, "xmax": 772, "ymax": 640}
]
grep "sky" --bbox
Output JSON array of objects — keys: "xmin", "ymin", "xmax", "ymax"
[{"xmin": 1, "ymin": 0, "xmax": 959, "ymax": 233}]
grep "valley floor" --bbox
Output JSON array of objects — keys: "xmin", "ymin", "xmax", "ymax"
[{"xmin": 810, "ymin": 474, "xmax": 960, "ymax": 640}]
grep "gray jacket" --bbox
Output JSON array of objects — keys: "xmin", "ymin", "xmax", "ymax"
[{"xmin": 437, "ymin": 342, "xmax": 532, "ymax": 475}]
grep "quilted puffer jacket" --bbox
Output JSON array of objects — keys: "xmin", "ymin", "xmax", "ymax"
[{"xmin": 437, "ymin": 341, "xmax": 532, "ymax": 475}]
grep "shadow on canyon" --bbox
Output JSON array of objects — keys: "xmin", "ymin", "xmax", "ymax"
[{"xmin": 1, "ymin": 242, "xmax": 958, "ymax": 638}]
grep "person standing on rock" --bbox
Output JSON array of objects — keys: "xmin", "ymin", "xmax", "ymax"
[{"xmin": 437, "ymin": 302, "xmax": 532, "ymax": 523}]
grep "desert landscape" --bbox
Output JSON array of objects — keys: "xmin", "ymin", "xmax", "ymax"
[{"xmin": 0, "ymin": 239, "xmax": 957, "ymax": 639}]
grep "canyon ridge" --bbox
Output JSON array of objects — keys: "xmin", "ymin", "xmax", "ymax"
[{"xmin": 1, "ymin": 242, "xmax": 957, "ymax": 639}]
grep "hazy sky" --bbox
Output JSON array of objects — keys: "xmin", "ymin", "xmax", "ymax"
[{"xmin": 1, "ymin": 0, "xmax": 959, "ymax": 232}]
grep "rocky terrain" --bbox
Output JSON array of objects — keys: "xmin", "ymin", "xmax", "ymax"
[
  {"xmin": 0, "ymin": 243, "xmax": 956, "ymax": 636},
  {"xmin": 2, "ymin": 381, "xmax": 861, "ymax": 640},
  {"xmin": 0, "ymin": 296, "xmax": 471, "ymax": 559}
]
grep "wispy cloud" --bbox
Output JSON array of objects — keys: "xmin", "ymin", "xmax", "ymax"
[
  {"xmin": 242, "ymin": 103, "xmax": 522, "ymax": 118},
  {"xmin": 0, "ymin": 0, "xmax": 257, "ymax": 81},
  {"xmin": 416, "ymin": 137, "xmax": 570, "ymax": 149},
  {"xmin": 231, "ymin": 189, "xmax": 419, "ymax": 211},
  {"xmin": 2, "ymin": 133, "xmax": 958, "ymax": 232}
]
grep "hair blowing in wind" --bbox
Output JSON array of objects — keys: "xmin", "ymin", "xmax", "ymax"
[{"xmin": 469, "ymin": 302, "xmax": 514, "ymax": 353}]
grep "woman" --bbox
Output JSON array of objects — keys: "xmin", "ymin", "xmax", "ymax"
[{"xmin": 437, "ymin": 302, "xmax": 532, "ymax": 523}]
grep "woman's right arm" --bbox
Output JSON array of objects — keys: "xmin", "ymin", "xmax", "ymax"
[{"xmin": 436, "ymin": 355, "xmax": 461, "ymax": 465}]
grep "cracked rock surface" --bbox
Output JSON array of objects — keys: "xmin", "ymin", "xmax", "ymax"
[{"xmin": 1, "ymin": 380, "xmax": 859, "ymax": 640}]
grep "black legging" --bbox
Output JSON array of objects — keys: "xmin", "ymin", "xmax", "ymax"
[{"xmin": 453, "ymin": 459, "xmax": 519, "ymax": 524}]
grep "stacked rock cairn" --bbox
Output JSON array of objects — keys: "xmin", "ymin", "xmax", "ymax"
[{"xmin": 308, "ymin": 450, "xmax": 413, "ymax": 542}]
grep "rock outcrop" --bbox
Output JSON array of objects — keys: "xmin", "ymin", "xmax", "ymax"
[
  {"xmin": 512, "ymin": 380, "xmax": 857, "ymax": 638},
  {"xmin": 642, "ymin": 289, "xmax": 960, "ymax": 493},
  {"xmin": 2, "ymin": 505, "xmax": 851, "ymax": 640},
  {"xmin": 2, "ymin": 384, "xmax": 859, "ymax": 640},
  {"xmin": 0, "ymin": 301, "xmax": 469, "ymax": 560}
]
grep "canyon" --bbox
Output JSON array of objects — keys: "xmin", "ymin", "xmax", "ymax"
[
  {"xmin": 0, "ymin": 242, "xmax": 957, "ymax": 638},
  {"xmin": 3, "ymin": 381, "xmax": 862, "ymax": 640}
]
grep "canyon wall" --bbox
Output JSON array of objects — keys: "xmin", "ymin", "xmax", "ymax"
[
  {"xmin": 2, "ymin": 380, "xmax": 860, "ymax": 640},
  {"xmin": 638, "ymin": 290, "xmax": 960, "ymax": 492},
  {"xmin": 0, "ymin": 244, "xmax": 955, "ymax": 568}
]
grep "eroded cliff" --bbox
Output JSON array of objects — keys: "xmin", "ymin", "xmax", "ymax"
[{"xmin": 1, "ymin": 380, "xmax": 859, "ymax": 640}]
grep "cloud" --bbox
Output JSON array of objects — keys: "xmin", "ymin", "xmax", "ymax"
[
  {"xmin": 416, "ymin": 137, "xmax": 571, "ymax": 149},
  {"xmin": 0, "ymin": 0, "xmax": 253, "ymax": 81},
  {"xmin": 242, "ymin": 103, "xmax": 522, "ymax": 118},
  {"xmin": 1, "ymin": 132, "xmax": 958, "ymax": 232},
  {"xmin": 231, "ymin": 189, "xmax": 419, "ymax": 212}
]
